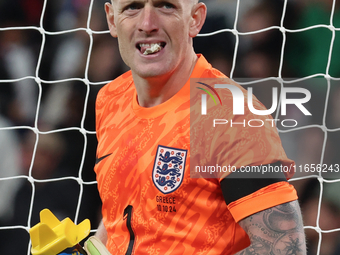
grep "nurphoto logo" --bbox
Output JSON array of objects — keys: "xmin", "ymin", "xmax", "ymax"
[
  {"xmin": 199, "ymin": 83, "xmax": 311, "ymax": 116},
  {"xmin": 196, "ymin": 80, "xmax": 312, "ymax": 128}
]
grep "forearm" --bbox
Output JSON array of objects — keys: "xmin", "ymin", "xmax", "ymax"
[
  {"xmin": 235, "ymin": 200, "xmax": 306, "ymax": 254},
  {"xmin": 95, "ymin": 220, "xmax": 108, "ymax": 246}
]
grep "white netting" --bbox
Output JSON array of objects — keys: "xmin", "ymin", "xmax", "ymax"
[{"xmin": 0, "ymin": 0, "xmax": 339, "ymax": 254}]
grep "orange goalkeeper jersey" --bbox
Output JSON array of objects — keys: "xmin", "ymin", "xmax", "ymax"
[{"xmin": 94, "ymin": 55, "xmax": 297, "ymax": 254}]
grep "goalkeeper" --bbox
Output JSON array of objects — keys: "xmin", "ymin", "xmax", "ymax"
[{"xmin": 92, "ymin": 0, "xmax": 307, "ymax": 254}]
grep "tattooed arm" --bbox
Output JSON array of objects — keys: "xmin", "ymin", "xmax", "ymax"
[{"xmin": 235, "ymin": 200, "xmax": 306, "ymax": 255}]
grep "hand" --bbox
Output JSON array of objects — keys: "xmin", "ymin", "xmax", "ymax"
[{"xmin": 84, "ymin": 236, "xmax": 111, "ymax": 255}]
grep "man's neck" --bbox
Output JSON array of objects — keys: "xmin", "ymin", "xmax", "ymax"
[{"xmin": 132, "ymin": 52, "xmax": 198, "ymax": 108}]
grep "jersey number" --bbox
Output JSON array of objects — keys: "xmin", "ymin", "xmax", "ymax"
[{"xmin": 124, "ymin": 205, "xmax": 135, "ymax": 255}]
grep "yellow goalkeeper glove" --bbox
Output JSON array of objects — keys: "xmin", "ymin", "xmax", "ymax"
[{"xmin": 29, "ymin": 209, "xmax": 111, "ymax": 255}]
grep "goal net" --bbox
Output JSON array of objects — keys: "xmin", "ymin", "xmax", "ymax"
[{"xmin": 0, "ymin": 0, "xmax": 339, "ymax": 254}]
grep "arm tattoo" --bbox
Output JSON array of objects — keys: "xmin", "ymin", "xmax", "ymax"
[{"xmin": 236, "ymin": 200, "xmax": 306, "ymax": 255}]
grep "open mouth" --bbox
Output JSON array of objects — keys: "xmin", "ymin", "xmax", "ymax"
[{"xmin": 137, "ymin": 42, "xmax": 166, "ymax": 55}]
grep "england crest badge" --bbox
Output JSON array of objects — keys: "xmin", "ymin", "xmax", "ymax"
[{"xmin": 152, "ymin": 145, "xmax": 187, "ymax": 194}]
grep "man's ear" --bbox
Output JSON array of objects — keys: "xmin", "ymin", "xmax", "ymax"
[
  {"xmin": 189, "ymin": 2, "xmax": 207, "ymax": 38},
  {"xmin": 105, "ymin": 2, "xmax": 118, "ymax": 38}
]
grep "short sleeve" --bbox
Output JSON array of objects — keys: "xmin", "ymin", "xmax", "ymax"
[
  {"xmin": 190, "ymin": 80, "xmax": 295, "ymax": 180},
  {"xmin": 227, "ymin": 181, "xmax": 298, "ymax": 222}
]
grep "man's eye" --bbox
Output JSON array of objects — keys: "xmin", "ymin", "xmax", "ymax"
[
  {"xmin": 124, "ymin": 3, "xmax": 142, "ymax": 11},
  {"xmin": 162, "ymin": 3, "xmax": 174, "ymax": 9},
  {"xmin": 159, "ymin": 2, "xmax": 175, "ymax": 10}
]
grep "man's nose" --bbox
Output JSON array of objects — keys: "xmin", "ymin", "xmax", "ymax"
[{"xmin": 138, "ymin": 5, "xmax": 159, "ymax": 34}]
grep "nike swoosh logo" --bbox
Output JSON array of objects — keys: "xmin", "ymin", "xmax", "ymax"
[{"xmin": 95, "ymin": 153, "xmax": 112, "ymax": 165}]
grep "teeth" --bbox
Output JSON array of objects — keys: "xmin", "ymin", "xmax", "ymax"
[
  {"xmin": 140, "ymin": 43, "xmax": 161, "ymax": 48},
  {"xmin": 141, "ymin": 43, "xmax": 162, "ymax": 55}
]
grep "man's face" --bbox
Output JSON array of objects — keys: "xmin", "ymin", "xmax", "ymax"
[{"xmin": 105, "ymin": 0, "xmax": 201, "ymax": 78}]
